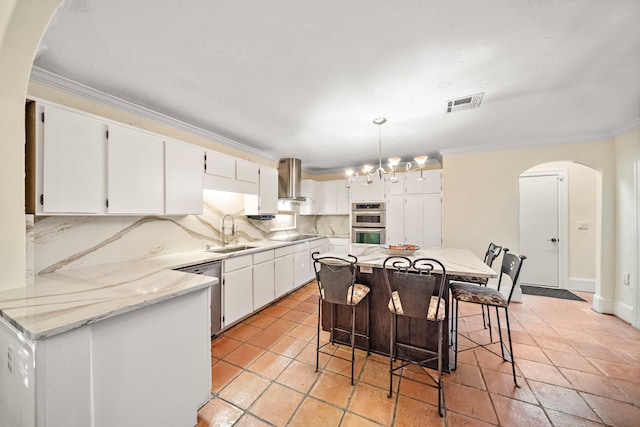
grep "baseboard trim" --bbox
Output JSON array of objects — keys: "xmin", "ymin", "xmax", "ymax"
[
  {"xmin": 614, "ymin": 301, "xmax": 634, "ymax": 324},
  {"xmin": 592, "ymin": 293, "xmax": 614, "ymax": 314},
  {"xmin": 568, "ymin": 277, "xmax": 595, "ymax": 293}
]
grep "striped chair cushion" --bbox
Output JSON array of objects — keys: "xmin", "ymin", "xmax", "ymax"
[{"xmin": 388, "ymin": 291, "xmax": 446, "ymax": 321}]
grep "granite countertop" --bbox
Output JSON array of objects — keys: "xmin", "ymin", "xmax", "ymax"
[{"xmin": 0, "ymin": 235, "xmax": 324, "ymax": 340}]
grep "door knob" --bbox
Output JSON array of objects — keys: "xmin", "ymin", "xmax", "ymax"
[{"xmin": 548, "ymin": 238, "xmax": 558, "ymax": 243}]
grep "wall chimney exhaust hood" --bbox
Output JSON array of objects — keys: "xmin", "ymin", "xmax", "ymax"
[{"xmin": 278, "ymin": 158, "xmax": 306, "ymax": 201}]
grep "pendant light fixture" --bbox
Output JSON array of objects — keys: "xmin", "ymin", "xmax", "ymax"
[{"xmin": 345, "ymin": 118, "xmax": 429, "ymax": 186}]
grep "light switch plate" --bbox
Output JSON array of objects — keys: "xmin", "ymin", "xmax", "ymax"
[{"xmin": 577, "ymin": 222, "xmax": 589, "ymax": 230}]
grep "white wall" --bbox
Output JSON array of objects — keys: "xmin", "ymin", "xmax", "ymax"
[
  {"xmin": 614, "ymin": 129, "xmax": 640, "ymax": 323},
  {"xmin": 0, "ymin": 0, "xmax": 60, "ymax": 291},
  {"xmin": 441, "ymin": 139, "xmax": 616, "ymax": 314}
]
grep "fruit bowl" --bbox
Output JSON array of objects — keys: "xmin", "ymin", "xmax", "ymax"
[{"xmin": 386, "ymin": 244, "xmax": 420, "ymax": 255}]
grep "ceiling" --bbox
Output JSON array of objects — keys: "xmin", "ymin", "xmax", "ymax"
[{"xmin": 33, "ymin": 0, "xmax": 640, "ymax": 174}]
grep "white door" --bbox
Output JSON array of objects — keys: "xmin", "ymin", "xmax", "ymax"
[{"xmin": 519, "ymin": 174, "xmax": 560, "ymax": 287}]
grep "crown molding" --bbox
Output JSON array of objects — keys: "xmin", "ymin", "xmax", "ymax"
[
  {"xmin": 29, "ymin": 66, "xmax": 278, "ymax": 162},
  {"xmin": 611, "ymin": 118, "xmax": 640, "ymax": 138}
]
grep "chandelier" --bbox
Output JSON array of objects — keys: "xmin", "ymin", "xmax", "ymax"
[{"xmin": 345, "ymin": 118, "xmax": 429, "ymax": 187}]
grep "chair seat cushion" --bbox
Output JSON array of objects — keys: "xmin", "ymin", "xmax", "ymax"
[
  {"xmin": 447, "ymin": 275, "xmax": 488, "ymax": 285},
  {"xmin": 388, "ymin": 291, "xmax": 446, "ymax": 321},
  {"xmin": 321, "ymin": 283, "xmax": 370, "ymax": 305},
  {"xmin": 450, "ymin": 282, "xmax": 508, "ymax": 307}
]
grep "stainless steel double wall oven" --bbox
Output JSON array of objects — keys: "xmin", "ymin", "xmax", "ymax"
[{"xmin": 351, "ymin": 202, "xmax": 386, "ymax": 245}]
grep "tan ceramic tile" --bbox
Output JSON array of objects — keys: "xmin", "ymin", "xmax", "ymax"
[
  {"xmin": 281, "ymin": 309, "xmax": 308, "ymax": 323},
  {"xmin": 610, "ymin": 377, "xmax": 640, "ymax": 407},
  {"xmin": 542, "ymin": 348, "xmax": 600, "ymax": 374},
  {"xmin": 340, "ymin": 412, "xmax": 383, "ymax": 427},
  {"xmin": 398, "ymin": 377, "xmax": 439, "ymax": 405},
  {"xmin": 528, "ymin": 380, "xmax": 600, "ymax": 421},
  {"xmin": 580, "ymin": 393, "xmax": 640, "ymax": 427},
  {"xmin": 512, "ymin": 342, "xmax": 552, "ymax": 363},
  {"xmin": 559, "ymin": 367, "xmax": 632, "ymax": 402},
  {"xmin": 211, "ymin": 336, "xmax": 243, "ymax": 359},
  {"xmin": 323, "ymin": 351, "xmax": 365, "ymax": 380},
  {"xmin": 517, "ymin": 359, "xmax": 571, "ymax": 387},
  {"xmin": 225, "ymin": 323, "xmax": 262, "ymax": 342},
  {"xmin": 294, "ymin": 301, "xmax": 317, "ymax": 313},
  {"xmin": 249, "ymin": 383, "xmax": 304, "ymax": 426},
  {"xmin": 348, "ymin": 382, "xmax": 396, "ymax": 425},
  {"xmin": 309, "ymin": 370, "xmax": 355, "ymax": 408},
  {"xmin": 587, "ymin": 357, "xmax": 640, "ymax": 382},
  {"xmin": 447, "ymin": 362, "xmax": 486, "ymax": 390},
  {"xmin": 248, "ymin": 351, "xmax": 292, "ymax": 380},
  {"xmin": 394, "ymin": 395, "xmax": 443, "ymax": 426},
  {"xmin": 233, "ymin": 413, "xmax": 272, "ymax": 427},
  {"xmin": 211, "ymin": 359, "xmax": 243, "ymax": 393},
  {"xmin": 533, "ymin": 335, "xmax": 578, "ymax": 353},
  {"xmin": 544, "ymin": 409, "xmax": 606, "ymax": 427},
  {"xmin": 276, "ymin": 360, "xmax": 320, "ymax": 393},
  {"xmin": 196, "ymin": 398, "xmax": 243, "ymax": 427},
  {"xmin": 446, "ymin": 412, "xmax": 497, "ymax": 426},
  {"xmin": 225, "ymin": 343, "xmax": 266, "ymax": 368},
  {"xmin": 287, "ymin": 323, "xmax": 317, "ymax": 341},
  {"xmin": 444, "ymin": 382, "xmax": 498, "ymax": 424},
  {"xmin": 219, "ymin": 371, "xmax": 270, "ymax": 409},
  {"xmin": 297, "ymin": 341, "xmax": 333, "ymax": 368},
  {"xmin": 491, "ymin": 393, "xmax": 552, "ymax": 427},
  {"xmin": 248, "ymin": 329, "xmax": 283, "ymax": 350},
  {"xmin": 261, "ymin": 304, "xmax": 290, "ymax": 318},
  {"xmin": 359, "ymin": 358, "xmax": 399, "ymax": 392},
  {"xmin": 270, "ymin": 335, "xmax": 307, "ymax": 358},
  {"xmin": 481, "ymin": 368, "xmax": 538, "ymax": 404},
  {"xmin": 268, "ymin": 318, "xmax": 298, "ymax": 334},
  {"xmin": 288, "ymin": 397, "xmax": 344, "ymax": 427},
  {"xmin": 301, "ymin": 312, "xmax": 318, "ymax": 327},
  {"xmin": 245, "ymin": 313, "xmax": 278, "ymax": 329},
  {"xmin": 277, "ymin": 298, "xmax": 303, "ymax": 309}
]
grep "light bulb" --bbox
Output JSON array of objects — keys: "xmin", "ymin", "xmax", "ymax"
[
  {"xmin": 388, "ymin": 157, "xmax": 401, "ymax": 168},
  {"xmin": 362, "ymin": 165, "xmax": 373, "ymax": 174},
  {"xmin": 345, "ymin": 169, "xmax": 354, "ymax": 178},
  {"xmin": 414, "ymin": 155, "xmax": 428, "ymax": 166}
]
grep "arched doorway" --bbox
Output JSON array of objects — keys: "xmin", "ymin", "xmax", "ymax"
[{"xmin": 519, "ymin": 161, "xmax": 599, "ymax": 292}]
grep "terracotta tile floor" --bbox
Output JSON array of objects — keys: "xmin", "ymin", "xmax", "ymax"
[{"xmin": 197, "ymin": 283, "xmax": 640, "ymax": 426}]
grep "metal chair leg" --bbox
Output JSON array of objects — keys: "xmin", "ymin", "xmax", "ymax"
[
  {"xmin": 351, "ymin": 304, "xmax": 356, "ymax": 386},
  {"xmin": 504, "ymin": 307, "xmax": 519, "ymax": 388},
  {"xmin": 316, "ymin": 298, "xmax": 321, "ymax": 372},
  {"xmin": 388, "ymin": 313, "xmax": 395, "ymax": 399}
]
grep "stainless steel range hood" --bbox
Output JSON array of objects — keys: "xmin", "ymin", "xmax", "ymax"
[{"xmin": 278, "ymin": 158, "xmax": 306, "ymax": 201}]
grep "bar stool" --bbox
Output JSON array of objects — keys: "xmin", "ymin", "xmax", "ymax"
[
  {"xmin": 312, "ymin": 252, "xmax": 370, "ymax": 385},
  {"xmin": 383, "ymin": 256, "xmax": 447, "ymax": 417},
  {"xmin": 450, "ymin": 248, "xmax": 526, "ymax": 387}
]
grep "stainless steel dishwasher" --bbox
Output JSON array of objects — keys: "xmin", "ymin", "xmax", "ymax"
[{"xmin": 174, "ymin": 260, "xmax": 222, "ymax": 336}]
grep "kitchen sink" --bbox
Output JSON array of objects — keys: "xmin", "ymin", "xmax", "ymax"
[{"xmin": 205, "ymin": 244, "xmax": 259, "ymax": 254}]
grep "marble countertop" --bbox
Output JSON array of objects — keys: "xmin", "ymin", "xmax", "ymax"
[
  {"xmin": 0, "ymin": 236, "xmax": 324, "ymax": 340},
  {"xmin": 323, "ymin": 244, "xmax": 497, "ymax": 279}
]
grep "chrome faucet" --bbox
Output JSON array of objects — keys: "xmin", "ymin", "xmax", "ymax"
[{"xmin": 221, "ymin": 214, "xmax": 235, "ymax": 246}]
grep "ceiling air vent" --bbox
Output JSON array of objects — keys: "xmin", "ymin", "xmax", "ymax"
[{"xmin": 445, "ymin": 92, "xmax": 484, "ymax": 113}]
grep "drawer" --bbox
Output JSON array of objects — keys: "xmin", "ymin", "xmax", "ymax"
[
  {"xmin": 253, "ymin": 249, "xmax": 274, "ymax": 264},
  {"xmin": 309, "ymin": 238, "xmax": 327, "ymax": 250},
  {"xmin": 224, "ymin": 254, "xmax": 252, "ymax": 272},
  {"xmin": 274, "ymin": 245, "xmax": 294, "ymax": 258},
  {"xmin": 293, "ymin": 242, "xmax": 310, "ymax": 253}
]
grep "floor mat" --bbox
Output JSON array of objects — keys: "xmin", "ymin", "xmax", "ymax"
[{"xmin": 521, "ymin": 285, "xmax": 586, "ymax": 301}]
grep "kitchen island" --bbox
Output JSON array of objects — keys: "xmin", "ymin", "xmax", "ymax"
[{"xmin": 317, "ymin": 245, "xmax": 496, "ymax": 370}]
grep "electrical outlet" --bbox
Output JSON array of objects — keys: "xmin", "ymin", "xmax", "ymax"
[
  {"xmin": 7, "ymin": 345, "xmax": 14, "ymax": 374},
  {"xmin": 577, "ymin": 222, "xmax": 589, "ymax": 230},
  {"xmin": 622, "ymin": 272, "xmax": 630, "ymax": 285}
]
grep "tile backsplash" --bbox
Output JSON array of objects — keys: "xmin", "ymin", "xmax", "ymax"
[{"xmin": 29, "ymin": 190, "xmax": 348, "ymax": 275}]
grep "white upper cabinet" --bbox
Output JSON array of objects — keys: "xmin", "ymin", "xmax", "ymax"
[
  {"xmin": 236, "ymin": 159, "xmax": 259, "ymax": 183},
  {"xmin": 244, "ymin": 167, "xmax": 278, "ymax": 215},
  {"xmin": 107, "ymin": 124, "xmax": 165, "ymax": 214},
  {"xmin": 385, "ymin": 170, "xmax": 442, "ymax": 195},
  {"xmin": 320, "ymin": 180, "xmax": 350, "ymax": 214},
  {"xmin": 300, "ymin": 179, "xmax": 321, "ymax": 215},
  {"xmin": 203, "ymin": 150, "xmax": 259, "ymax": 195},
  {"xmin": 40, "ymin": 104, "xmax": 107, "ymax": 214},
  {"xmin": 204, "ymin": 150, "xmax": 235, "ymax": 178},
  {"xmin": 165, "ymin": 140, "xmax": 204, "ymax": 215},
  {"xmin": 350, "ymin": 176, "xmax": 385, "ymax": 202}
]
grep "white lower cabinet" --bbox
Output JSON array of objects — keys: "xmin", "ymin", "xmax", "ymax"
[
  {"xmin": 293, "ymin": 242, "xmax": 312, "ymax": 286},
  {"xmin": 274, "ymin": 246, "xmax": 294, "ymax": 298},
  {"xmin": 223, "ymin": 255, "xmax": 253, "ymax": 327},
  {"xmin": 253, "ymin": 250, "xmax": 275, "ymax": 310}
]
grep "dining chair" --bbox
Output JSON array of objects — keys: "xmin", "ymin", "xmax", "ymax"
[
  {"xmin": 383, "ymin": 256, "xmax": 447, "ymax": 417},
  {"xmin": 312, "ymin": 252, "xmax": 370, "ymax": 385},
  {"xmin": 448, "ymin": 242, "xmax": 502, "ymax": 336},
  {"xmin": 450, "ymin": 248, "xmax": 526, "ymax": 387}
]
